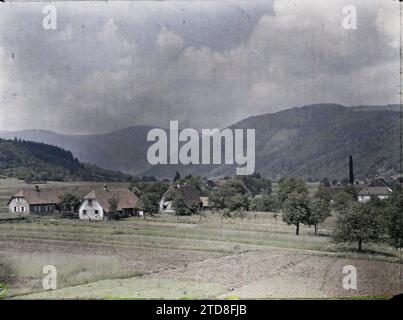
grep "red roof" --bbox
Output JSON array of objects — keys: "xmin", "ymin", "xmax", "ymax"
[{"xmin": 8, "ymin": 188, "xmax": 66, "ymax": 205}]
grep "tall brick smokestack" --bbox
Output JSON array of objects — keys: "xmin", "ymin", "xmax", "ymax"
[{"xmin": 348, "ymin": 155, "xmax": 354, "ymax": 185}]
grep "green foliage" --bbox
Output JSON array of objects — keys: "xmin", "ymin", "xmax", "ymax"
[
  {"xmin": 333, "ymin": 191, "xmax": 355, "ymax": 213},
  {"xmin": 342, "ymin": 185, "xmax": 358, "ymax": 200},
  {"xmin": 333, "ymin": 201, "xmax": 382, "ymax": 251},
  {"xmin": 0, "ymin": 138, "xmax": 132, "ymax": 182},
  {"xmin": 139, "ymin": 193, "xmax": 160, "ymax": 215},
  {"xmin": 308, "ymin": 197, "xmax": 331, "ymax": 235},
  {"xmin": 209, "ymin": 180, "xmax": 250, "ymax": 210},
  {"xmin": 382, "ymin": 190, "xmax": 403, "ymax": 249},
  {"xmin": 277, "ymin": 178, "xmax": 308, "ymax": 204},
  {"xmin": 250, "ymin": 194, "xmax": 279, "ymax": 212},
  {"xmin": 236, "ymin": 172, "xmax": 272, "ymax": 195},
  {"xmin": 315, "ymin": 185, "xmax": 332, "ymax": 203},
  {"xmin": 59, "ymin": 193, "xmax": 82, "ymax": 212},
  {"xmin": 171, "ymin": 190, "xmax": 191, "ymax": 216},
  {"xmin": 108, "ymin": 196, "xmax": 119, "ymax": 214},
  {"xmin": 281, "ymin": 192, "xmax": 310, "ymax": 235}
]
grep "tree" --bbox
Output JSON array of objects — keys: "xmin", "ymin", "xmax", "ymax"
[
  {"xmin": 342, "ymin": 185, "xmax": 358, "ymax": 200},
  {"xmin": 282, "ymin": 192, "xmax": 310, "ymax": 235},
  {"xmin": 139, "ymin": 192, "xmax": 160, "ymax": 215},
  {"xmin": 237, "ymin": 173, "xmax": 272, "ymax": 195},
  {"xmin": 173, "ymin": 171, "xmax": 181, "ymax": 182},
  {"xmin": 277, "ymin": 178, "xmax": 308, "ymax": 204},
  {"xmin": 108, "ymin": 195, "xmax": 119, "ymax": 220},
  {"xmin": 226, "ymin": 193, "xmax": 249, "ymax": 211},
  {"xmin": 333, "ymin": 201, "xmax": 382, "ymax": 251},
  {"xmin": 171, "ymin": 190, "xmax": 188, "ymax": 218},
  {"xmin": 250, "ymin": 194, "xmax": 278, "ymax": 212},
  {"xmin": 308, "ymin": 197, "xmax": 331, "ymax": 235},
  {"xmin": 209, "ymin": 180, "xmax": 250, "ymax": 211},
  {"xmin": 333, "ymin": 191, "xmax": 354, "ymax": 213},
  {"xmin": 383, "ymin": 190, "xmax": 403, "ymax": 250},
  {"xmin": 59, "ymin": 193, "xmax": 81, "ymax": 212},
  {"xmin": 315, "ymin": 185, "xmax": 332, "ymax": 203}
]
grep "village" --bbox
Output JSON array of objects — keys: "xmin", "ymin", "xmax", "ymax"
[{"xmin": 0, "ymin": 154, "xmax": 402, "ymax": 299}]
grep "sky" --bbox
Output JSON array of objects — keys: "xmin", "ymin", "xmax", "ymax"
[{"xmin": 0, "ymin": 0, "xmax": 400, "ymax": 134}]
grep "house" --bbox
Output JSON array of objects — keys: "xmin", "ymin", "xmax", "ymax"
[
  {"xmin": 159, "ymin": 184, "xmax": 202, "ymax": 214},
  {"xmin": 357, "ymin": 178, "xmax": 393, "ymax": 203},
  {"xmin": 199, "ymin": 196, "xmax": 211, "ymax": 211},
  {"xmin": 79, "ymin": 186, "xmax": 141, "ymax": 220},
  {"xmin": 205, "ymin": 178, "xmax": 251, "ymax": 194},
  {"xmin": 8, "ymin": 185, "xmax": 63, "ymax": 214}
]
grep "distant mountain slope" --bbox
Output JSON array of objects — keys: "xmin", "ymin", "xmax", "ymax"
[
  {"xmin": 143, "ymin": 104, "xmax": 401, "ymax": 180},
  {"xmin": 0, "ymin": 139, "xmax": 132, "ymax": 182},
  {"xmin": 0, "ymin": 126, "xmax": 155, "ymax": 175},
  {"xmin": 1, "ymin": 104, "xmax": 400, "ymax": 180}
]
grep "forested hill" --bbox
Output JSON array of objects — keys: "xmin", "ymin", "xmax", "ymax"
[{"xmin": 0, "ymin": 138, "xmax": 132, "ymax": 182}]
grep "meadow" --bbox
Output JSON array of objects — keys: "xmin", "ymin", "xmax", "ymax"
[{"xmin": 0, "ymin": 179, "xmax": 401, "ymax": 299}]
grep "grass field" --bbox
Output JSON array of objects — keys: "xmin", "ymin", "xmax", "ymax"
[{"xmin": 0, "ymin": 179, "xmax": 401, "ymax": 299}]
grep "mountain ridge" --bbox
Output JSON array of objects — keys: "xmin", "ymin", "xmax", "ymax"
[{"xmin": 0, "ymin": 103, "xmax": 401, "ymax": 180}]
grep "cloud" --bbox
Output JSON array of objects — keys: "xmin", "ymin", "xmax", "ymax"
[
  {"xmin": 97, "ymin": 18, "xmax": 119, "ymax": 42},
  {"xmin": 0, "ymin": 0, "xmax": 400, "ymax": 134},
  {"xmin": 157, "ymin": 27, "xmax": 184, "ymax": 59}
]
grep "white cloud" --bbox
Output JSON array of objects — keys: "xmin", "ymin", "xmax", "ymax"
[
  {"xmin": 97, "ymin": 18, "xmax": 119, "ymax": 42},
  {"xmin": 157, "ymin": 27, "xmax": 184, "ymax": 59}
]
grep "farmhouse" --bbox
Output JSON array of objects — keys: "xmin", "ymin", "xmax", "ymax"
[
  {"xmin": 8, "ymin": 185, "xmax": 63, "ymax": 214},
  {"xmin": 357, "ymin": 178, "xmax": 392, "ymax": 203},
  {"xmin": 159, "ymin": 184, "xmax": 202, "ymax": 214},
  {"xmin": 79, "ymin": 186, "xmax": 142, "ymax": 220}
]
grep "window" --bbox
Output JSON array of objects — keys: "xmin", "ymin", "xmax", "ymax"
[
  {"xmin": 83, "ymin": 210, "xmax": 87, "ymax": 215},
  {"xmin": 88, "ymin": 199, "xmax": 93, "ymax": 206},
  {"xmin": 95, "ymin": 210, "xmax": 99, "ymax": 215},
  {"xmin": 21, "ymin": 206, "xmax": 25, "ymax": 212},
  {"xmin": 14, "ymin": 207, "xmax": 17, "ymax": 212}
]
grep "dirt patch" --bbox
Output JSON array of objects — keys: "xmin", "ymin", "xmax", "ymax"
[{"xmin": 153, "ymin": 249, "xmax": 402, "ymax": 298}]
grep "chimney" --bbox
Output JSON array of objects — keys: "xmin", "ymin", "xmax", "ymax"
[
  {"xmin": 35, "ymin": 185, "xmax": 39, "ymax": 192},
  {"xmin": 348, "ymin": 155, "xmax": 354, "ymax": 185},
  {"xmin": 104, "ymin": 185, "xmax": 108, "ymax": 192}
]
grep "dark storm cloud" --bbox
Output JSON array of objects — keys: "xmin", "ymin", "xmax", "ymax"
[{"xmin": 0, "ymin": 0, "xmax": 400, "ymax": 134}]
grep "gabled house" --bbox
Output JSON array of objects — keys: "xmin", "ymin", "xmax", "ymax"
[
  {"xmin": 357, "ymin": 178, "xmax": 393, "ymax": 203},
  {"xmin": 8, "ymin": 186, "xmax": 63, "ymax": 214},
  {"xmin": 79, "ymin": 186, "xmax": 141, "ymax": 220},
  {"xmin": 159, "ymin": 184, "xmax": 202, "ymax": 214}
]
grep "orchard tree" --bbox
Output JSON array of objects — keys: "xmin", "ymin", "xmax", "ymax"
[
  {"xmin": 250, "ymin": 194, "xmax": 279, "ymax": 212},
  {"xmin": 333, "ymin": 191, "xmax": 354, "ymax": 213},
  {"xmin": 333, "ymin": 201, "xmax": 381, "ymax": 251},
  {"xmin": 139, "ymin": 192, "xmax": 160, "ymax": 215},
  {"xmin": 282, "ymin": 192, "xmax": 310, "ymax": 235},
  {"xmin": 277, "ymin": 178, "xmax": 308, "ymax": 204},
  {"xmin": 383, "ymin": 190, "xmax": 403, "ymax": 250},
  {"xmin": 59, "ymin": 193, "xmax": 81, "ymax": 212},
  {"xmin": 108, "ymin": 195, "xmax": 119, "ymax": 220},
  {"xmin": 308, "ymin": 197, "xmax": 331, "ymax": 235}
]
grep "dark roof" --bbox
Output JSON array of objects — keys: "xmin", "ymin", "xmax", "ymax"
[
  {"xmin": 358, "ymin": 186, "xmax": 392, "ymax": 196},
  {"xmin": 84, "ymin": 189, "xmax": 140, "ymax": 211},
  {"xmin": 163, "ymin": 185, "xmax": 201, "ymax": 204},
  {"xmin": 357, "ymin": 178, "xmax": 392, "ymax": 196},
  {"xmin": 8, "ymin": 188, "xmax": 66, "ymax": 205}
]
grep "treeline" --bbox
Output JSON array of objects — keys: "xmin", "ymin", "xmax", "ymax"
[{"xmin": 0, "ymin": 138, "xmax": 132, "ymax": 182}]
